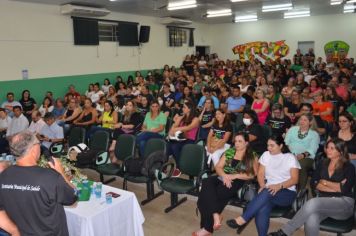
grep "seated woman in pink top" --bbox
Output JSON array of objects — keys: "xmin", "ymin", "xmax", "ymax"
[
  {"xmin": 167, "ymin": 101, "xmax": 200, "ymax": 177},
  {"xmin": 252, "ymin": 89, "xmax": 270, "ymax": 125}
]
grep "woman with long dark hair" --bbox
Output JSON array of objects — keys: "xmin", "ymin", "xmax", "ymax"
[
  {"xmin": 269, "ymin": 138, "xmax": 355, "ymax": 236},
  {"xmin": 194, "ymin": 133, "xmax": 258, "ymax": 236},
  {"xmin": 329, "ymin": 111, "xmax": 356, "ymax": 167},
  {"xmin": 19, "ymin": 90, "xmax": 37, "ymax": 121},
  {"xmin": 136, "ymin": 100, "xmax": 167, "ymax": 156},
  {"xmin": 206, "ymin": 109, "xmax": 232, "ymax": 167},
  {"xmin": 38, "ymin": 97, "xmax": 54, "ymax": 117},
  {"xmin": 109, "ymin": 100, "xmax": 142, "ymax": 151},
  {"xmin": 167, "ymin": 101, "xmax": 200, "ymax": 177},
  {"xmin": 198, "ymin": 98, "xmax": 215, "ymax": 140},
  {"xmin": 227, "ymin": 136, "xmax": 300, "ymax": 236}
]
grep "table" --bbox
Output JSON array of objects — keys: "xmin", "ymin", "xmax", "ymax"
[{"xmin": 65, "ymin": 185, "xmax": 145, "ymax": 236}]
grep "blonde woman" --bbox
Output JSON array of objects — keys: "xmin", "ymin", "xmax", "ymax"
[{"xmin": 285, "ymin": 113, "xmax": 320, "ymax": 188}]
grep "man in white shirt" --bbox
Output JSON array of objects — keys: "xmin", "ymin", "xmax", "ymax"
[
  {"xmin": 38, "ymin": 112, "xmax": 64, "ymax": 157},
  {"xmin": 6, "ymin": 106, "xmax": 29, "ymax": 137},
  {"xmin": 0, "ymin": 108, "xmax": 12, "ymax": 153},
  {"xmin": 1, "ymin": 92, "xmax": 22, "ymax": 118},
  {"xmin": 28, "ymin": 110, "xmax": 46, "ymax": 134},
  {"xmin": 0, "ymin": 108, "xmax": 11, "ymax": 134}
]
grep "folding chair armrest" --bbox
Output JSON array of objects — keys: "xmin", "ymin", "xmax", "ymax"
[
  {"xmin": 49, "ymin": 141, "xmax": 65, "ymax": 157},
  {"xmin": 95, "ymin": 151, "xmax": 109, "ymax": 165},
  {"xmin": 157, "ymin": 162, "xmax": 175, "ymax": 181},
  {"xmin": 196, "ymin": 169, "xmax": 210, "ymax": 188},
  {"xmin": 293, "ymin": 188, "xmax": 309, "ymax": 212}
]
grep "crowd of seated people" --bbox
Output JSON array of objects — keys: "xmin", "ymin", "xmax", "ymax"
[{"xmin": 0, "ymin": 51, "xmax": 356, "ymax": 235}]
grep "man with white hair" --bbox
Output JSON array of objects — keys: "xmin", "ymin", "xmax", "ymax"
[{"xmin": 0, "ymin": 131, "xmax": 76, "ymax": 236}]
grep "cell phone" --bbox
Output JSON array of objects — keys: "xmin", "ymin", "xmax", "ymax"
[
  {"xmin": 106, "ymin": 192, "xmax": 120, "ymax": 198},
  {"xmin": 44, "ymin": 155, "xmax": 55, "ymax": 165}
]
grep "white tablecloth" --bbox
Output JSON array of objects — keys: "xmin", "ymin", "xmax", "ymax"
[{"xmin": 65, "ymin": 185, "xmax": 145, "ymax": 236}]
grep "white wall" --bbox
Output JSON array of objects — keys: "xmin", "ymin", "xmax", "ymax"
[
  {"xmin": 0, "ymin": 0, "xmax": 210, "ymax": 81},
  {"xmin": 207, "ymin": 13, "xmax": 356, "ymax": 62}
]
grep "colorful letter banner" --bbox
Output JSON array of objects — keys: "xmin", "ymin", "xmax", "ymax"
[{"xmin": 232, "ymin": 40, "xmax": 290, "ymax": 63}]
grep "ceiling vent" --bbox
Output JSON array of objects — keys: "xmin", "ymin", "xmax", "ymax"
[
  {"xmin": 60, "ymin": 4, "xmax": 111, "ymax": 17},
  {"xmin": 160, "ymin": 17, "xmax": 192, "ymax": 26}
]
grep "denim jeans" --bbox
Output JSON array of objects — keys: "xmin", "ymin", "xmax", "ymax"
[
  {"xmin": 242, "ymin": 188, "xmax": 297, "ymax": 236},
  {"xmin": 0, "ymin": 229, "xmax": 9, "ymax": 236},
  {"xmin": 136, "ymin": 132, "xmax": 163, "ymax": 156}
]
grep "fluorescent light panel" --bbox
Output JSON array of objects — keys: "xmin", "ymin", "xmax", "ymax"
[
  {"xmin": 262, "ymin": 3, "xmax": 292, "ymax": 12},
  {"xmin": 231, "ymin": 0, "xmax": 249, "ymax": 2},
  {"xmin": 346, "ymin": 0, "xmax": 356, "ymax": 3},
  {"xmin": 167, "ymin": 4, "xmax": 197, "ymax": 10},
  {"xmin": 330, "ymin": 0, "xmax": 342, "ymax": 5},
  {"xmin": 206, "ymin": 13, "xmax": 232, "ymax": 17},
  {"xmin": 235, "ymin": 14, "xmax": 257, "ymax": 22},
  {"xmin": 167, "ymin": 0, "xmax": 197, "ymax": 10},
  {"xmin": 168, "ymin": 0, "xmax": 196, "ymax": 7},
  {"xmin": 344, "ymin": 4, "xmax": 356, "ymax": 13},
  {"xmin": 284, "ymin": 9, "xmax": 310, "ymax": 18},
  {"xmin": 207, "ymin": 9, "xmax": 232, "ymax": 17}
]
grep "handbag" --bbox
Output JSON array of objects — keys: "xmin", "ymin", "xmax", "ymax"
[{"xmin": 241, "ymin": 181, "xmax": 258, "ymax": 202}]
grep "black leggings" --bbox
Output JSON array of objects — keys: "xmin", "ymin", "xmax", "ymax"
[{"xmin": 197, "ymin": 176, "xmax": 244, "ymax": 233}]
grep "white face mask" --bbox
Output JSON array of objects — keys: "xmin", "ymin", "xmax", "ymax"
[{"xmin": 243, "ymin": 118, "xmax": 252, "ymax": 126}]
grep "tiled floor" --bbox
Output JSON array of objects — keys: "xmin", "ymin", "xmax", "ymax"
[{"xmin": 84, "ymin": 169, "xmax": 353, "ymax": 236}]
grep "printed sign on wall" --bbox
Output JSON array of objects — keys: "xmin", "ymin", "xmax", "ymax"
[
  {"xmin": 232, "ymin": 40, "xmax": 290, "ymax": 63},
  {"xmin": 324, "ymin": 41, "xmax": 349, "ymax": 62}
]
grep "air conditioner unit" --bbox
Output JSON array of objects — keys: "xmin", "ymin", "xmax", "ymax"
[
  {"xmin": 60, "ymin": 4, "xmax": 111, "ymax": 17},
  {"xmin": 160, "ymin": 17, "xmax": 192, "ymax": 26}
]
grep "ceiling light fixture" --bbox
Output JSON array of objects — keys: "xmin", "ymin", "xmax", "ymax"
[
  {"xmin": 231, "ymin": 0, "xmax": 249, "ymax": 2},
  {"xmin": 330, "ymin": 0, "xmax": 342, "ymax": 5},
  {"xmin": 167, "ymin": 0, "xmax": 197, "ymax": 11},
  {"xmin": 206, "ymin": 9, "xmax": 232, "ymax": 17},
  {"xmin": 284, "ymin": 10, "xmax": 310, "ymax": 18},
  {"xmin": 344, "ymin": 4, "xmax": 356, "ymax": 13},
  {"xmin": 235, "ymin": 14, "xmax": 258, "ymax": 22},
  {"xmin": 262, "ymin": 3, "xmax": 293, "ymax": 12},
  {"xmin": 346, "ymin": 0, "xmax": 356, "ymax": 3}
]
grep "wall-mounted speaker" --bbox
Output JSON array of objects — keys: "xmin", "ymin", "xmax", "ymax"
[{"xmin": 139, "ymin": 26, "xmax": 150, "ymax": 43}]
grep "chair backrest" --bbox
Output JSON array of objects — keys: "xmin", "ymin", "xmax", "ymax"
[
  {"xmin": 68, "ymin": 127, "xmax": 86, "ymax": 147},
  {"xmin": 143, "ymin": 138, "xmax": 167, "ymax": 159},
  {"xmin": 179, "ymin": 144, "xmax": 205, "ymax": 177},
  {"xmin": 115, "ymin": 134, "xmax": 136, "ymax": 161},
  {"xmin": 89, "ymin": 130, "xmax": 110, "ymax": 151}
]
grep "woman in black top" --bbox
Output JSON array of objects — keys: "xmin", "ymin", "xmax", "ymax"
[
  {"xmin": 269, "ymin": 138, "xmax": 355, "ymax": 236},
  {"xmin": 284, "ymin": 89, "xmax": 303, "ymax": 124},
  {"xmin": 237, "ymin": 109, "xmax": 267, "ymax": 155},
  {"xmin": 198, "ymin": 98, "xmax": 215, "ymax": 140},
  {"xmin": 73, "ymin": 98, "xmax": 97, "ymax": 132},
  {"xmin": 194, "ymin": 133, "xmax": 258, "ymax": 236},
  {"xmin": 266, "ymin": 103, "xmax": 291, "ymax": 138},
  {"xmin": 19, "ymin": 90, "xmax": 37, "ymax": 121},
  {"xmin": 329, "ymin": 111, "xmax": 356, "ymax": 168},
  {"xmin": 110, "ymin": 100, "xmax": 143, "ymax": 151}
]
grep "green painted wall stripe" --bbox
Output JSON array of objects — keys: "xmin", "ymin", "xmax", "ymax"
[{"xmin": 0, "ymin": 70, "xmax": 152, "ymax": 104}]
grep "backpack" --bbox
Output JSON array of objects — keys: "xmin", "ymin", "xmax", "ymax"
[
  {"xmin": 125, "ymin": 151, "xmax": 167, "ymax": 177},
  {"xmin": 67, "ymin": 143, "xmax": 98, "ymax": 168}
]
